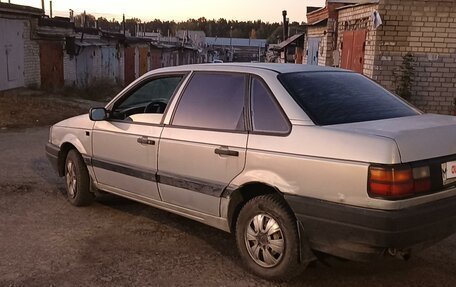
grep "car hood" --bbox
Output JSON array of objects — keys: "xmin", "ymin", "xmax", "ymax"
[
  {"xmin": 54, "ymin": 114, "xmax": 94, "ymax": 130},
  {"xmin": 327, "ymin": 114, "xmax": 456, "ymax": 162}
]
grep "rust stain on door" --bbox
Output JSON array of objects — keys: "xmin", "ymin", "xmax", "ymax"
[
  {"xmin": 150, "ymin": 48, "xmax": 161, "ymax": 70},
  {"xmin": 40, "ymin": 41, "xmax": 64, "ymax": 90},
  {"xmin": 139, "ymin": 47, "xmax": 149, "ymax": 76}
]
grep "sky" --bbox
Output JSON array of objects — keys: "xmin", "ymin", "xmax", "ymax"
[{"xmin": 10, "ymin": 0, "xmax": 326, "ymax": 23}]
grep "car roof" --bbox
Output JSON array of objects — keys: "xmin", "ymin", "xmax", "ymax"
[{"xmin": 150, "ymin": 63, "xmax": 347, "ymax": 75}]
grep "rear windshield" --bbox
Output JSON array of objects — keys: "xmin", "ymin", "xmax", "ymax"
[{"xmin": 278, "ymin": 72, "xmax": 419, "ymax": 125}]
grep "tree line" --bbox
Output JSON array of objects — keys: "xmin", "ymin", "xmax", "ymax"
[{"xmin": 74, "ymin": 14, "xmax": 306, "ymax": 43}]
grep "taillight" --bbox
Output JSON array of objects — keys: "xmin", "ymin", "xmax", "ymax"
[{"xmin": 368, "ymin": 165, "xmax": 431, "ymax": 198}]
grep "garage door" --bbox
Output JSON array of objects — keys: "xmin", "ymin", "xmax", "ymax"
[
  {"xmin": 341, "ymin": 30, "xmax": 367, "ymax": 74},
  {"xmin": 0, "ymin": 19, "xmax": 25, "ymax": 91}
]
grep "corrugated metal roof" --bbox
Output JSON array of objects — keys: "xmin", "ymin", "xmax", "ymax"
[
  {"xmin": 206, "ymin": 37, "xmax": 267, "ymax": 47},
  {"xmin": 273, "ymin": 33, "xmax": 305, "ymax": 50},
  {"xmin": 0, "ymin": 2, "xmax": 43, "ymax": 16}
]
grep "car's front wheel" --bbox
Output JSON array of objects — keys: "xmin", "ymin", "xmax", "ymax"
[
  {"xmin": 65, "ymin": 149, "xmax": 94, "ymax": 206},
  {"xmin": 235, "ymin": 194, "xmax": 307, "ymax": 281}
]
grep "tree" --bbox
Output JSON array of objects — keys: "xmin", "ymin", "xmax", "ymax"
[
  {"xmin": 125, "ymin": 18, "xmax": 142, "ymax": 35},
  {"xmin": 394, "ymin": 53, "xmax": 416, "ymax": 100},
  {"xmin": 74, "ymin": 13, "xmax": 96, "ymax": 28},
  {"xmin": 97, "ymin": 17, "xmax": 110, "ymax": 30},
  {"xmin": 116, "ymin": 16, "xmax": 285, "ymax": 39}
]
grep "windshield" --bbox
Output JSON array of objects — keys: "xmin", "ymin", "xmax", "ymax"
[{"xmin": 278, "ymin": 71, "xmax": 419, "ymax": 125}]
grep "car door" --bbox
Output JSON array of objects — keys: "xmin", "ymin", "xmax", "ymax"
[
  {"xmin": 91, "ymin": 74, "xmax": 185, "ymax": 200},
  {"xmin": 157, "ymin": 72, "xmax": 248, "ymax": 216}
]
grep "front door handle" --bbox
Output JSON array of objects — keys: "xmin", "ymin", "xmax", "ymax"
[
  {"xmin": 214, "ymin": 147, "xmax": 239, "ymax": 157},
  {"xmin": 137, "ymin": 136, "xmax": 155, "ymax": 145}
]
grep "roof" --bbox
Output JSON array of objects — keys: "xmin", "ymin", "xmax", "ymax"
[
  {"xmin": 306, "ymin": 1, "xmax": 378, "ymax": 25},
  {"xmin": 206, "ymin": 37, "xmax": 267, "ymax": 48},
  {"xmin": 0, "ymin": 2, "xmax": 43, "ymax": 17},
  {"xmin": 75, "ymin": 38, "xmax": 110, "ymax": 47},
  {"xmin": 337, "ymin": 0, "xmax": 379, "ymax": 10},
  {"xmin": 149, "ymin": 63, "xmax": 344, "ymax": 75},
  {"xmin": 273, "ymin": 33, "xmax": 305, "ymax": 50}
]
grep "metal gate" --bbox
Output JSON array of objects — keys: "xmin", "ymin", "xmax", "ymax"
[
  {"xmin": 101, "ymin": 46, "xmax": 119, "ymax": 83},
  {"xmin": 124, "ymin": 46, "xmax": 135, "ymax": 85},
  {"xmin": 341, "ymin": 30, "xmax": 367, "ymax": 74},
  {"xmin": 139, "ymin": 47, "xmax": 149, "ymax": 76},
  {"xmin": 0, "ymin": 19, "xmax": 25, "ymax": 91},
  {"xmin": 150, "ymin": 48, "xmax": 161, "ymax": 70},
  {"xmin": 40, "ymin": 41, "xmax": 64, "ymax": 90},
  {"xmin": 307, "ymin": 37, "xmax": 320, "ymax": 65}
]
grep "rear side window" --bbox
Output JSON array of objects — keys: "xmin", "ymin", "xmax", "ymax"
[
  {"xmin": 251, "ymin": 78, "xmax": 289, "ymax": 133},
  {"xmin": 278, "ymin": 72, "xmax": 419, "ymax": 125},
  {"xmin": 172, "ymin": 73, "xmax": 246, "ymax": 131}
]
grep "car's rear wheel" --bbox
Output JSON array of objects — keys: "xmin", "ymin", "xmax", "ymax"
[
  {"xmin": 235, "ymin": 194, "xmax": 307, "ymax": 281},
  {"xmin": 65, "ymin": 149, "xmax": 94, "ymax": 206}
]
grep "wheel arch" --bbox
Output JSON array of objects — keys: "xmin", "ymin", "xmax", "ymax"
[
  {"xmin": 56, "ymin": 132, "xmax": 90, "ymax": 177},
  {"xmin": 226, "ymin": 181, "xmax": 295, "ymax": 234},
  {"xmin": 57, "ymin": 142, "xmax": 78, "ymax": 176},
  {"xmin": 227, "ymin": 182, "xmax": 317, "ymax": 270}
]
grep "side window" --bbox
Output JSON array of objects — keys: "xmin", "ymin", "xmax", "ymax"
[
  {"xmin": 251, "ymin": 78, "xmax": 289, "ymax": 133},
  {"xmin": 172, "ymin": 73, "xmax": 246, "ymax": 131},
  {"xmin": 112, "ymin": 75, "xmax": 183, "ymax": 123}
]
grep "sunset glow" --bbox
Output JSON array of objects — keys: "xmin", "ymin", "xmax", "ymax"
[{"xmin": 9, "ymin": 0, "xmax": 325, "ymax": 23}]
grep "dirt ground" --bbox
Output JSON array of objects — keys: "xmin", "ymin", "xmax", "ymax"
[
  {"xmin": 1, "ymin": 92, "xmax": 456, "ymax": 286},
  {"xmin": 0, "ymin": 89, "xmax": 92, "ymax": 130}
]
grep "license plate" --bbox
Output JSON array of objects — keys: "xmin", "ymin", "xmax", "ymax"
[{"xmin": 442, "ymin": 161, "xmax": 456, "ymax": 184}]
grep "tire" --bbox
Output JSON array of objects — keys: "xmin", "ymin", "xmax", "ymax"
[
  {"xmin": 65, "ymin": 149, "xmax": 94, "ymax": 206},
  {"xmin": 235, "ymin": 194, "xmax": 307, "ymax": 281}
]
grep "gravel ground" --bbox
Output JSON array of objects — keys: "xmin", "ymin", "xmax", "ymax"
[{"xmin": 1, "ymin": 127, "xmax": 456, "ymax": 287}]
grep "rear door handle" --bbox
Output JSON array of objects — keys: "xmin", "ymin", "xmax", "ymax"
[
  {"xmin": 137, "ymin": 136, "xmax": 155, "ymax": 145},
  {"xmin": 214, "ymin": 147, "xmax": 239, "ymax": 157}
]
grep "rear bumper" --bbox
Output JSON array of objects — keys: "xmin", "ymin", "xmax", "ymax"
[
  {"xmin": 284, "ymin": 194, "xmax": 456, "ymax": 261},
  {"xmin": 45, "ymin": 143, "xmax": 60, "ymax": 174}
]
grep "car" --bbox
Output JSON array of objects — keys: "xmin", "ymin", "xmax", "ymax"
[{"xmin": 46, "ymin": 63, "xmax": 456, "ymax": 280}]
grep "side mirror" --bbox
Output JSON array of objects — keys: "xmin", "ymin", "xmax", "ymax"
[{"xmin": 89, "ymin": 107, "xmax": 108, "ymax": 121}]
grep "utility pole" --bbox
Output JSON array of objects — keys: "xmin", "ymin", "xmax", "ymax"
[
  {"xmin": 230, "ymin": 26, "xmax": 233, "ymax": 62},
  {"xmin": 282, "ymin": 10, "xmax": 289, "ymax": 41},
  {"xmin": 49, "ymin": 1, "xmax": 53, "ymax": 18},
  {"xmin": 123, "ymin": 14, "xmax": 125, "ymax": 36}
]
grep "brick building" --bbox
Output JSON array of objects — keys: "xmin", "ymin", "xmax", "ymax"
[
  {"xmin": 304, "ymin": 0, "xmax": 456, "ymax": 115},
  {"xmin": 303, "ymin": 1, "xmax": 347, "ymax": 66},
  {"xmin": 373, "ymin": 0, "xmax": 455, "ymax": 114}
]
